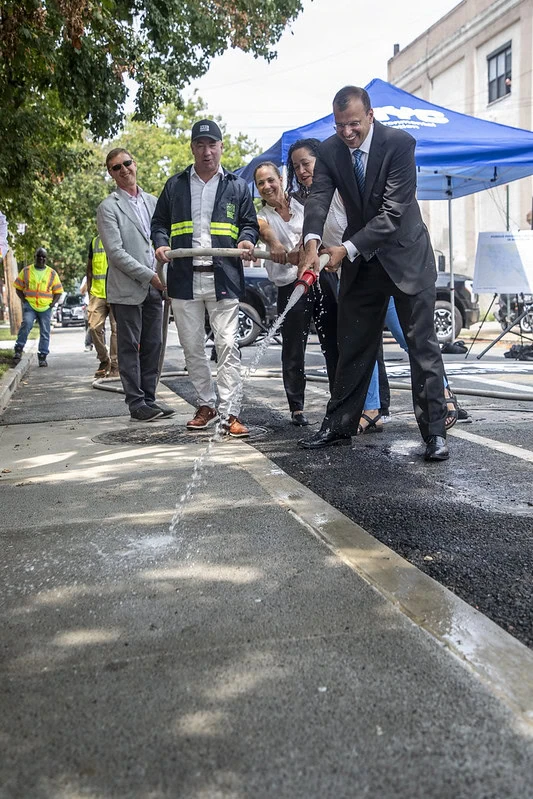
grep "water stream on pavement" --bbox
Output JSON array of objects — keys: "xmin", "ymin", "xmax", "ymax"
[{"xmin": 168, "ymin": 283, "xmax": 308, "ymax": 534}]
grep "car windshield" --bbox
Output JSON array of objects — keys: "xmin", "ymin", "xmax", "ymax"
[{"xmin": 64, "ymin": 295, "xmax": 83, "ymax": 306}]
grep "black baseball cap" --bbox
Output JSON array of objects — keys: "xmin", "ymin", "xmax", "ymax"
[{"xmin": 191, "ymin": 119, "xmax": 222, "ymax": 142}]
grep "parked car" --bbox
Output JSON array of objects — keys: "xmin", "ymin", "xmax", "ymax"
[
  {"xmin": 58, "ymin": 294, "xmax": 86, "ymax": 327},
  {"xmin": 238, "ymin": 266, "xmax": 278, "ymax": 346},
  {"xmin": 167, "ymin": 267, "xmax": 278, "ymax": 348},
  {"xmin": 433, "ymin": 272, "xmax": 480, "ymax": 343}
]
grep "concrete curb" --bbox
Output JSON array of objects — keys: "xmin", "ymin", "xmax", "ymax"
[
  {"xmin": 224, "ymin": 441, "xmax": 533, "ymax": 729},
  {"xmin": 0, "ymin": 341, "xmax": 38, "ymax": 416}
]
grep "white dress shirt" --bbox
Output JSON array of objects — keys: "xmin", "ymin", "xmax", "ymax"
[
  {"xmin": 304, "ymin": 123, "xmax": 374, "ymax": 262},
  {"xmin": 343, "ymin": 123, "xmax": 374, "ymax": 261},
  {"xmin": 190, "ymin": 165, "xmax": 224, "ymax": 265},
  {"xmin": 119, "ymin": 186, "xmax": 156, "ymax": 269},
  {"xmin": 257, "ymin": 198, "xmax": 302, "ymax": 286}
]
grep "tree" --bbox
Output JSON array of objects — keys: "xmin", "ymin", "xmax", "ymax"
[
  {"xmin": 13, "ymin": 141, "xmax": 108, "ymax": 289},
  {"xmin": 0, "ymin": 0, "xmax": 303, "ymax": 210}
]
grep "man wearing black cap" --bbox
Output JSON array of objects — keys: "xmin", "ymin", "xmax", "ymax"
[{"xmin": 152, "ymin": 119, "xmax": 259, "ymax": 437}]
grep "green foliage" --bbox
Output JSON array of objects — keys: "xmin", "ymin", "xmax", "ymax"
[
  {"xmin": 1, "ymin": 0, "xmax": 302, "ymax": 201},
  {"xmin": 13, "ymin": 141, "xmax": 108, "ymax": 290},
  {"xmin": 1, "ymin": 0, "xmax": 300, "ymax": 284}
]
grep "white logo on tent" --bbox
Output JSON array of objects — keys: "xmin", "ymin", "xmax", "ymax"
[{"xmin": 374, "ymin": 106, "xmax": 449, "ymax": 130}]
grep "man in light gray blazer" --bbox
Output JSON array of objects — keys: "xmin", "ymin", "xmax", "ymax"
[{"xmin": 97, "ymin": 149, "xmax": 171, "ymax": 422}]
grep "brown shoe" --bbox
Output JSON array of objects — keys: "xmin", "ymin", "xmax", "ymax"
[
  {"xmin": 107, "ymin": 366, "xmax": 120, "ymax": 378},
  {"xmin": 94, "ymin": 360, "xmax": 110, "ymax": 378},
  {"xmin": 186, "ymin": 405, "xmax": 219, "ymax": 429},
  {"xmin": 222, "ymin": 415, "xmax": 250, "ymax": 438}
]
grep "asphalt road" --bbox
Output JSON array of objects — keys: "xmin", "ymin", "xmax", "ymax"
[{"xmin": 163, "ymin": 333, "xmax": 533, "ymax": 650}]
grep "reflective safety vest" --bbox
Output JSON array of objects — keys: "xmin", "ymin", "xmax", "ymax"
[
  {"xmin": 90, "ymin": 235, "xmax": 108, "ymax": 299},
  {"xmin": 14, "ymin": 265, "xmax": 63, "ymax": 311}
]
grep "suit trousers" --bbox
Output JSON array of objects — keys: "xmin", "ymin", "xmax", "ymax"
[
  {"xmin": 324, "ymin": 259, "xmax": 447, "ymax": 441},
  {"xmin": 112, "ymin": 286, "xmax": 163, "ymax": 410},
  {"xmin": 277, "ymin": 270, "xmax": 338, "ymax": 413}
]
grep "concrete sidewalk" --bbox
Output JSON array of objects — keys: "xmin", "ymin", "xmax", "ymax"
[{"xmin": 1, "ymin": 343, "xmax": 533, "ymax": 798}]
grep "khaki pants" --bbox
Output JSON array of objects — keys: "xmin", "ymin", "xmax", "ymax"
[{"xmin": 88, "ymin": 294, "xmax": 118, "ymax": 368}]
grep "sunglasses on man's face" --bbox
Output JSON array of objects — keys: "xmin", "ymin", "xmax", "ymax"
[{"xmin": 110, "ymin": 159, "xmax": 133, "ymax": 172}]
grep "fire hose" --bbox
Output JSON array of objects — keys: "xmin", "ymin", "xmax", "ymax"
[{"xmin": 93, "ymin": 247, "xmax": 533, "ymax": 403}]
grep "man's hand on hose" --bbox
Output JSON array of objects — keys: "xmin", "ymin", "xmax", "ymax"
[
  {"xmin": 237, "ymin": 240, "xmax": 256, "ymax": 262},
  {"xmin": 298, "ymin": 240, "xmax": 320, "ymax": 278},
  {"xmin": 155, "ymin": 246, "xmax": 171, "ymax": 263},
  {"xmin": 320, "ymin": 245, "xmax": 347, "ymax": 271}
]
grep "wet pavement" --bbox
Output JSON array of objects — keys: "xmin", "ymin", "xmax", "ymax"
[
  {"xmin": 167, "ymin": 335, "xmax": 533, "ymax": 650},
  {"xmin": 1, "ymin": 325, "xmax": 533, "ymax": 798}
]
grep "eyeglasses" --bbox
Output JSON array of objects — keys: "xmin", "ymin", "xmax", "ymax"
[
  {"xmin": 333, "ymin": 121, "xmax": 363, "ymax": 132},
  {"xmin": 110, "ymin": 159, "xmax": 133, "ymax": 172}
]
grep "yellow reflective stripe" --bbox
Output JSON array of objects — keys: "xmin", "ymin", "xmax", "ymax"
[
  {"xmin": 92, "ymin": 235, "xmax": 105, "ymax": 253},
  {"xmin": 171, "ymin": 221, "xmax": 194, "ymax": 236},
  {"xmin": 25, "ymin": 290, "xmax": 53, "ymax": 298},
  {"xmin": 210, "ymin": 223, "xmax": 239, "ymax": 240}
]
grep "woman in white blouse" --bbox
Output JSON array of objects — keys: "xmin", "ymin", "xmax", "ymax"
[{"xmin": 254, "ymin": 161, "xmax": 339, "ymax": 426}]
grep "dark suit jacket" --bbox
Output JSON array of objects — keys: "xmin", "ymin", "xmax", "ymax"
[{"xmin": 303, "ymin": 120, "xmax": 436, "ymax": 295}]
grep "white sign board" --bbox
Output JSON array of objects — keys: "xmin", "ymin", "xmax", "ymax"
[{"xmin": 473, "ymin": 231, "xmax": 533, "ymax": 293}]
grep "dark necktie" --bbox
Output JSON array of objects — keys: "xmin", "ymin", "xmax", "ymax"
[{"xmin": 353, "ymin": 149, "xmax": 365, "ymax": 197}]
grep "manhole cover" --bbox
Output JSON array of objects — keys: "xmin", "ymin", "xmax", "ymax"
[
  {"xmin": 93, "ymin": 424, "xmax": 270, "ymax": 446},
  {"xmin": 93, "ymin": 425, "xmax": 190, "ymax": 445}
]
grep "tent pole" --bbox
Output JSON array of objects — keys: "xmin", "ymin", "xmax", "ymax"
[{"xmin": 447, "ymin": 189, "xmax": 455, "ymax": 342}]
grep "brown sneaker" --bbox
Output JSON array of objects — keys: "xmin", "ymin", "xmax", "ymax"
[
  {"xmin": 186, "ymin": 405, "xmax": 219, "ymax": 429},
  {"xmin": 94, "ymin": 360, "xmax": 110, "ymax": 378},
  {"xmin": 222, "ymin": 415, "xmax": 250, "ymax": 438}
]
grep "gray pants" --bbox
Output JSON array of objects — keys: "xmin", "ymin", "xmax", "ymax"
[{"xmin": 111, "ymin": 286, "xmax": 163, "ymax": 410}]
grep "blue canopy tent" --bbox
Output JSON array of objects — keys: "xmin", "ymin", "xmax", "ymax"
[{"xmin": 238, "ymin": 78, "xmax": 533, "ymax": 337}]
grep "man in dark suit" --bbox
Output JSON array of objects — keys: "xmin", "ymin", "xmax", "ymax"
[{"xmin": 298, "ymin": 85, "xmax": 449, "ymax": 461}]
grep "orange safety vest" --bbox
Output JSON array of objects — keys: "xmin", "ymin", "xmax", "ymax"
[{"xmin": 14, "ymin": 265, "xmax": 63, "ymax": 311}]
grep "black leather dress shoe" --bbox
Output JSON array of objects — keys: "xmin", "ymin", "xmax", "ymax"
[
  {"xmin": 298, "ymin": 429, "xmax": 351, "ymax": 449},
  {"xmin": 424, "ymin": 435, "xmax": 449, "ymax": 461},
  {"xmin": 291, "ymin": 411, "xmax": 309, "ymax": 426}
]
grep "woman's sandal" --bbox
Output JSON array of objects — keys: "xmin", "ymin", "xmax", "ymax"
[
  {"xmin": 444, "ymin": 387, "xmax": 458, "ymax": 430},
  {"xmin": 357, "ymin": 411, "xmax": 384, "ymax": 435}
]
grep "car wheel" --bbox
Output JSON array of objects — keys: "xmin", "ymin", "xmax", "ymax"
[
  {"xmin": 519, "ymin": 308, "xmax": 533, "ymax": 334},
  {"xmin": 238, "ymin": 302, "xmax": 261, "ymax": 347},
  {"xmin": 434, "ymin": 301, "xmax": 463, "ymax": 343},
  {"xmin": 61, "ymin": 322, "xmax": 68, "ymax": 328}
]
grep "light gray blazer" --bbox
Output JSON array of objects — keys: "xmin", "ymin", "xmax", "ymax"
[{"xmin": 96, "ymin": 189, "xmax": 158, "ymax": 305}]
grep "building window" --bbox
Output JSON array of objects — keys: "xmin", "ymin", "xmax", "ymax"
[{"xmin": 488, "ymin": 43, "xmax": 512, "ymax": 103}]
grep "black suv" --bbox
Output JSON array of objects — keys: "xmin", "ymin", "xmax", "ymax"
[
  {"xmin": 58, "ymin": 294, "xmax": 86, "ymax": 328},
  {"xmin": 434, "ymin": 272, "xmax": 480, "ymax": 343}
]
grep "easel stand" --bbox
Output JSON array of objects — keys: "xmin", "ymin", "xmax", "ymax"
[{"xmin": 476, "ymin": 303, "xmax": 533, "ymax": 360}]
